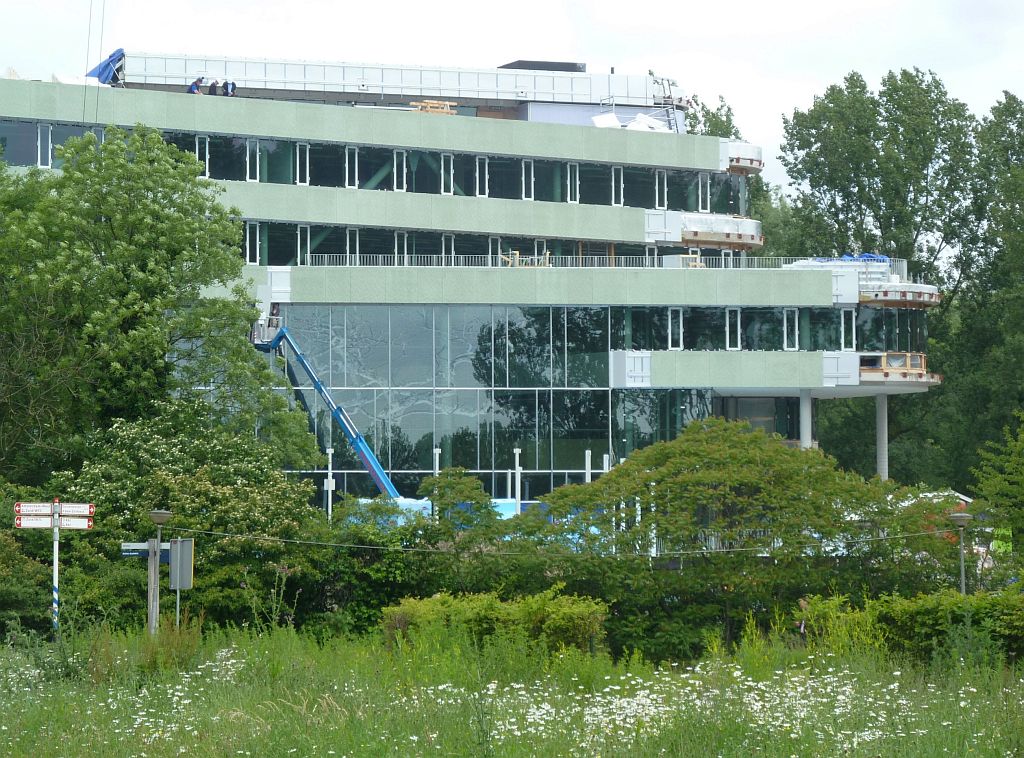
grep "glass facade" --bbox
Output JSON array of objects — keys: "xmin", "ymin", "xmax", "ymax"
[
  {"xmin": 0, "ymin": 118, "xmax": 749, "ymax": 216},
  {"xmin": 278, "ymin": 302, "xmax": 928, "ymax": 498}
]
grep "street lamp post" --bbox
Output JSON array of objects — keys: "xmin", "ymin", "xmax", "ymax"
[
  {"xmin": 148, "ymin": 508, "xmax": 172, "ymax": 636},
  {"xmin": 949, "ymin": 511, "xmax": 974, "ymax": 596}
]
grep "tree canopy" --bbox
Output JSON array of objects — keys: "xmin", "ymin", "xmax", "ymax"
[{"xmin": 0, "ymin": 126, "xmax": 317, "ymax": 483}]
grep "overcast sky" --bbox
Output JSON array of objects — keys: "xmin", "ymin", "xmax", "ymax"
[{"xmin": 4, "ymin": 0, "xmax": 1022, "ymax": 187}]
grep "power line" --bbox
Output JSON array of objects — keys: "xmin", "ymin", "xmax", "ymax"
[{"xmin": 167, "ymin": 525, "xmax": 960, "ymax": 560}]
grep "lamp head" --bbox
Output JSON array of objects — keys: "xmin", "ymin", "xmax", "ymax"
[
  {"xmin": 149, "ymin": 508, "xmax": 172, "ymax": 526},
  {"xmin": 948, "ymin": 511, "xmax": 973, "ymax": 529}
]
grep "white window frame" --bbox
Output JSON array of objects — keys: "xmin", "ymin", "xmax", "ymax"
[
  {"xmin": 475, "ymin": 155, "xmax": 489, "ymax": 197},
  {"xmin": 841, "ymin": 307, "xmax": 857, "ymax": 351},
  {"xmin": 195, "ymin": 135, "xmax": 210, "ymax": 178},
  {"xmin": 245, "ymin": 221, "xmax": 260, "ymax": 265},
  {"xmin": 345, "ymin": 145, "xmax": 359, "ymax": 188},
  {"xmin": 783, "ymin": 308, "xmax": 799, "ymax": 351},
  {"xmin": 488, "ymin": 236, "xmax": 501, "ymax": 267},
  {"xmin": 726, "ymin": 307, "xmax": 741, "ymax": 351},
  {"xmin": 521, "ymin": 158, "xmax": 534, "ymax": 200},
  {"xmin": 393, "ymin": 149, "xmax": 407, "ymax": 192},
  {"xmin": 668, "ymin": 307, "xmax": 684, "ymax": 350},
  {"xmin": 394, "ymin": 230, "xmax": 408, "ymax": 265},
  {"xmin": 345, "ymin": 227, "xmax": 360, "ymax": 265},
  {"xmin": 698, "ymin": 172, "xmax": 711, "ymax": 213},
  {"xmin": 611, "ymin": 165, "xmax": 624, "ymax": 207},
  {"xmin": 566, "ymin": 161, "xmax": 580, "ymax": 203},
  {"xmin": 533, "ymin": 239, "xmax": 547, "ymax": 258},
  {"xmin": 442, "ymin": 233, "xmax": 455, "ymax": 264},
  {"xmin": 296, "ymin": 142, "xmax": 309, "ymax": 186},
  {"xmin": 296, "ymin": 224, "xmax": 310, "ymax": 266},
  {"xmin": 37, "ymin": 124, "xmax": 52, "ymax": 168},
  {"xmin": 246, "ymin": 138, "xmax": 259, "ymax": 182},
  {"xmin": 440, "ymin": 152, "xmax": 454, "ymax": 195},
  {"xmin": 655, "ymin": 169, "xmax": 668, "ymax": 210}
]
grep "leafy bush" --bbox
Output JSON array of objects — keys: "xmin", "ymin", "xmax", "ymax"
[
  {"xmin": 381, "ymin": 587, "xmax": 607, "ymax": 653},
  {"xmin": 869, "ymin": 589, "xmax": 1024, "ymax": 664}
]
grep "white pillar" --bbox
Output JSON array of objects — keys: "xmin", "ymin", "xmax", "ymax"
[
  {"xmin": 876, "ymin": 394, "xmax": 889, "ymax": 481},
  {"xmin": 513, "ymin": 448, "xmax": 522, "ymax": 512},
  {"xmin": 432, "ymin": 447, "xmax": 441, "ymax": 477},
  {"xmin": 799, "ymin": 390, "xmax": 813, "ymax": 449},
  {"xmin": 602, "ymin": 453, "xmax": 611, "ymax": 473},
  {"xmin": 584, "ymin": 449, "xmax": 592, "ymax": 483},
  {"xmin": 324, "ymin": 447, "xmax": 334, "ymax": 523},
  {"xmin": 506, "ymin": 469, "xmax": 512, "ymax": 499}
]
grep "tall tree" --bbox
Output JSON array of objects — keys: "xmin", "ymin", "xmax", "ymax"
[
  {"xmin": 0, "ymin": 127, "xmax": 317, "ymax": 483},
  {"xmin": 780, "ymin": 69, "xmax": 980, "ymax": 286}
]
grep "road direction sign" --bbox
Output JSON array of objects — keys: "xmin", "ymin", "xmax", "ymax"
[
  {"xmin": 59, "ymin": 503, "xmax": 95, "ymax": 516},
  {"xmin": 121, "ymin": 542, "xmax": 171, "ymax": 562},
  {"xmin": 58, "ymin": 516, "xmax": 93, "ymax": 530},
  {"xmin": 15, "ymin": 515, "xmax": 53, "ymax": 529},
  {"xmin": 15, "ymin": 502, "xmax": 53, "ymax": 515}
]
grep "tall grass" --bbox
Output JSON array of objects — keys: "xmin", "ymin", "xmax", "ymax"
[{"xmin": 1, "ymin": 617, "xmax": 1022, "ymax": 757}]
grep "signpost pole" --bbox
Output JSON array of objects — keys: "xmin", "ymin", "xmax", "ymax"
[
  {"xmin": 52, "ymin": 498, "xmax": 60, "ymax": 640},
  {"xmin": 147, "ymin": 537, "xmax": 159, "ymax": 636},
  {"xmin": 172, "ymin": 539, "xmax": 181, "ymax": 630}
]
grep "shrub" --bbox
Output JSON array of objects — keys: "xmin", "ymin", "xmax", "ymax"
[{"xmin": 381, "ymin": 588, "xmax": 607, "ymax": 653}]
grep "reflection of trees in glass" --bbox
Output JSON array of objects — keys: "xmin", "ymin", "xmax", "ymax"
[{"xmin": 611, "ymin": 389, "xmax": 713, "ymax": 461}]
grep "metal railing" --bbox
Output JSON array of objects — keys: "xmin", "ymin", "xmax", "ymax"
[{"xmin": 305, "ymin": 251, "xmax": 910, "ymax": 280}]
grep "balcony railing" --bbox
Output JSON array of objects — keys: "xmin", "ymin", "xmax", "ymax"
[{"xmin": 304, "ymin": 251, "xmax": 911, "ymax": 280}]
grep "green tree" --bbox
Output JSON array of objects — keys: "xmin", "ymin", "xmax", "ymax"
[
  {"xmin": 684, "ymin": 94, "xmax": 742, "ymax": 139},
  {"xmin": 39, "ymin": 398, "xmax": 321, "ymax": 627},
  {"xmin": 537, "ymin": 419, "xmax": 959, "ymax": 658},
  {"xmin": 974, "ymin": 412, "xmax": 1024, "ymax": 556},
  {"xmin": 0, "ymin": 127, "xmax": 317, "ymax": 484},
  {"xmin": 780, "ymin": 69, "xmax": 979, "ymax": 284}
]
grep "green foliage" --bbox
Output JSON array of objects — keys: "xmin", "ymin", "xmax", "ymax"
[
  {"xmin": 380, "ymin": 588, "xmax": 607, "ymax": 653},
  {"xmin": 417, "ymin": 467, "xmax": 495, "ymax": 533},
  {"xmin": 0, "ymin": 531, "xmax": 50, "ymax": 636},
  {"xmin": 869, "ymin": 590, "xmax": 1024, "ymax": 664},
  {"xmin": 974, "ymin": 411, "xmax": 1024, "ymax": 554},
  {"xmin": 0, "ymin": 126, "xmax": 318, "ymax": 484},
  {"xmin": 684, "ymin": 94, "xmax": 742, "ymax": 139},
  {"xmin": 781, "ymin": 68, "xmax": 978, "ymax": 283}
]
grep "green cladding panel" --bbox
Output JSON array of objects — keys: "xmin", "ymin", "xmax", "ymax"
[
  {"xmin": 650, "ymin": 350, "xmax": 824, "ymax": 389},
  {"xmin": 285, "ymin": 267, "xmax": 832, "ymax": 307},
  {"xmin": 0, "ymin": 79, "xmax": 723, "ymax": 171}
]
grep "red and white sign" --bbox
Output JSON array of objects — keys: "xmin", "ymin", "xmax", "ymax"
[
  {"xmin": 15, "ymin": 515, "xmax": 53, "ymax": 529},
  {"xmin": 59, "ymin": 503, "xmax": 96, "ymax": 516},
  {"xmin": 15, "ymin": 502, "xmax": 53, "ymax": 516},
  {"xmin": 58, "ymin": 516, "xmax": 94, "ymax": 530}
]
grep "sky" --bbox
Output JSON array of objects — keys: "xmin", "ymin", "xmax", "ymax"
[{"xmin": 4, "ymin": 0, "xmax": 1022, "ymax": 187}]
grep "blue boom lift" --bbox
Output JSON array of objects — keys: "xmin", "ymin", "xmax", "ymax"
[{"xmin": 253, "ymin": 324, "xmax": 401, "ymax": 499}]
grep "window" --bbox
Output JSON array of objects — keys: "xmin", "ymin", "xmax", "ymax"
[
  {"xmin": 726, "ymin": 308, "xmax": 741, "ymax": 350},
  {"xmin": 668, "ymin": 307, "xmax": 684, "ymax": 350},
  {"xmin": 566, "ymin": 161, "xmax": 580, "ymax": 203},
  {"xmin": 196, "ymin": 135, "xmax": 210, "ymax": 177},
  {"xmin": 246, "ymin": 139, "xmax": 259, "ymax": 182},
  {"xmin": 521, "ymin": 158, "xmax": 534, "ymax": 200},
  {"xmin": 297, "ymin": 224, "xmax": 310, "ymax": 266},
  {"xmin": 440, "ymin": 153, "xmax": 454, "ymax": 195},
  {"xmin": 611, "ymin": 165, "xmax": 624, "ymax": 207},
  {"xmin": 488, "ymin": 236, "xmax": 501, "ymax": 266},
  {"xmin": 841, "ymin": 308, "xmax": 857, "ymax": 351},
  {"xmin": 245, "ymin": 222, "xmax": 260, "ymax": 265},
  {"xmin": 296, "ymin": 143, "xmax": 309, "ymax": 185},
  {"xmin": 393, "ymin": 149, "xmax": 407, "ymax": 191},
  {"xmin": 475, "ymin": 156, "xmax": 489, "ymax": 197},
  {"xmin": 37, "ymin": 124, "xmax": 51, "ymax": 168},
  {"xmin": 394, "ymin": 231, "xmax": 408, "ymax": 264},
  {"xmin": 346, "ymin": 227, "xmax": 360, "ymax": 262},
  {"xmin": 698, "ymin": 172, "xmax": 711, "ymax": 213},
  {"xmin": 345, "ymin": 146, "xmax": 359, "ymax": 188},
  {"xmin": 442, "ymin": 233, "xmax": 455, "ymax": 263},
  {"xmin": 783, "ymin": 308, "xmax": 799, "ymax": 351},
  {"xmin": 655, "ymin": 169, "xmax": 668, "ymax": 210}
]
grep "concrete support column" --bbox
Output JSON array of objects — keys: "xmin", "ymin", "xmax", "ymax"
[
  {"xmin": 799, "ymin": 390, "xmax": 813, "ymax": 449},
  {"xmin": 876, "ymin": 394, "xmax": 889, "ymax": 481}
]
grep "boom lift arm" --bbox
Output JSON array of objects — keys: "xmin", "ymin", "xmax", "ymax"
[{"xmin": 254, "ymin": 325, "xmax": 400, "ymax": 499}]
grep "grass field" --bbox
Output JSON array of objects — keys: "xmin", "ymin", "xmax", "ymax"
[{"xmin": 2, "ymin": 623, "xmax": 1022, "ymax": 757}]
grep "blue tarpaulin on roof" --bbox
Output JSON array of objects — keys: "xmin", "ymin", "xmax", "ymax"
[{"xmin": 86, "ymin": 48, "xmax": 124, "ymax": 84}]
